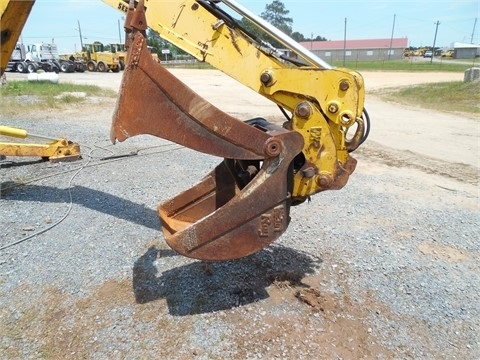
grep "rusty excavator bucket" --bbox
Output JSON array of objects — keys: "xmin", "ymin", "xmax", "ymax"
[{"xmin": 111, "ymin": 1, "xmax": 303, "ymax": 260}]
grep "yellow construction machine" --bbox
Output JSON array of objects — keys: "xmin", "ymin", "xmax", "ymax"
[
  {"xmin": 106, "ymin": 43, "xmax": 127, "ymax": 70},
  {"xmin": 0, "ymin": 0, "xmax": 81, "ymax": 162},
  {"xmin": 65, "ymin": 41, "xmax": 121, "ymax": 72},
  {"xmin": 1, "ymin": 0, "xmax": 370, "ymax": 261}
]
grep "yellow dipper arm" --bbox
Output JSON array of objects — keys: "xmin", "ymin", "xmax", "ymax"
[{"xmin": 0, "ymin": 0, "xmax": 35, "ymax": 75}]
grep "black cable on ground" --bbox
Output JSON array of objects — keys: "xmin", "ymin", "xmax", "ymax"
[{"xmin": 0, "ymin": 142, "xmax": 183, "ymax": 251}]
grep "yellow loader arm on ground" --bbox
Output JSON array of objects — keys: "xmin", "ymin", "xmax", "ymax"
[
  {"xmin": 0, "ymin": 126, "xmax": 81, "ymax": 162},
  {"xmin": 102, "ymin": 0, "xmax": 370, "ymax": 260}
]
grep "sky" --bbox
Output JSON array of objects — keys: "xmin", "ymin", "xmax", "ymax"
[{"xmin": 18, "ymin": 0, "xmax": 480, "ymax": 54}]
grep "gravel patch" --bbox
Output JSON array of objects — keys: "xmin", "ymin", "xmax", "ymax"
[{"xmin": 1, "ymin": 73, "xmax": 479, "ymax": 359}]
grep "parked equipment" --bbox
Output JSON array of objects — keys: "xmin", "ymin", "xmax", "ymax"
[
  {"xmin": 5, "ymin": 42, "xmax": 58, "ymax": 73},
  {"xmin": 26, "ymin": 43, "xmax": 86, "ymax": 73},
  {"xmin": 69, "ymin": 41, "xmax": 121, "ymax": 72},
  {"xmin": 106, "ymin": 43, "xmax": 127, "ymax": 70},
  {"xmin": 4, "ymin": 42, "xmax": 83, "ymax": 73}
]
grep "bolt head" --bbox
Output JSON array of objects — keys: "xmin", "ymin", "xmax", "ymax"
[
  {"xmin": 328, "ymin": 102, "xmax": 339, "ymax": 113},
  {"xmin": 317, "ymin": 174, "xmax": 333, "ymax": 187},
  {"xmin": 295, "ymin": 102, "xmax": 312, "ymax": 119},
  {"xmin": 302, "ymin": 167, "xmax": 316, "ymax": 178},
  {"xmin": 260, "ymin": 72, "xmax": 272, "ymax": 85},
  {"xmin": 339, "ymin": 80, "xmax": 350, "ymax": 91}
]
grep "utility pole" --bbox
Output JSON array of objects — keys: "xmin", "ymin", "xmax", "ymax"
[
  {"xmin": 471, "ymin": 18, "xmax": 477, "ymax": 44},
  {"xmin": 77, "ymin": 20, "xmax": 84, "ymax": 50},
  {"xmin": 430, "ymin": 20, "xmax": 440, "ymax": 64},
  {"xmin": 118, "ymin": 19, "xmax": 122, "ymax": 44},
  {"xmin": 388, "ymin": 14, "xmax": 396, "ymax": 61}
]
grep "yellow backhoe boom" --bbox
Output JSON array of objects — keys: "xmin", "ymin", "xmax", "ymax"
[{"xmin": 0, "ymin": 0, "xmax": 35, "ymax": 75}]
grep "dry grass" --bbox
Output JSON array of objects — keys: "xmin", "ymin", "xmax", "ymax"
[
  {"xmin": 374, "ymin": 80, "xmax": 480, "ymax": 115},
  {"xmin": 0, "ymin": 80, "xmax": 116, "ymax": 115}
]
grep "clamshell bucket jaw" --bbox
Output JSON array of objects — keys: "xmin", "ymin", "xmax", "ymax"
[
  {"xmin": 159, "ymin": 126, "xmax": 302, "ymax": 261},
  {"xmin": 112, "ymin": 24, "xmax": 303, "ymax": 260}
]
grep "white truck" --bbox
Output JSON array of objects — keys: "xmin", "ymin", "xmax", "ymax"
[{"xmin": 6, "ymin": 43, "xmax": 85, "ymax": 73}]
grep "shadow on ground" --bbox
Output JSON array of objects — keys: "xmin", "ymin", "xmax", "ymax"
[
  {"xmin": 1, "ymin": 184, "xmax": 159, "ymax": 230},
  {"xmin": 133, "ymin": 245, "xmax": 322, "ymax": 316},
  {"xmin": 0, "ymin": 159, "xmax": 44, "ymax": 168}
]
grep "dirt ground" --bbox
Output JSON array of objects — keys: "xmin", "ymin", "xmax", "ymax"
[
  {"xmin": 24, "ymin": 68, "xmax": 474, "ymax": 160},
  {"xmin": 1, "ymin": 69, "xmax": 478, "ymax": 359},
  {"xmin": 35, "ymin": 67, "xmax": 476, "ymax": 203},
  {"xmin": 13, "ymin": 69, "xmax": 471, "ymax": 165}
]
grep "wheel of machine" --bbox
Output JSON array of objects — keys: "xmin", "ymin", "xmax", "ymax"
[
  {"xmin": 119, "ymin": 59, "xmax": 125, "ymax": 70},
  {"xmin": 97, "ymin": 61, "xmax": 107, "ymax": 72},
  {"xmin": 60, "ymin": 62, "xmax": 70, "ymax": 72},
  {"xmin": 47, "ymin": 63, "xmax": 59, "ymax": 73},
  {"xmin": 26, "ymin": 62, "xmax": 38, "ymax": 73},
  {"xmin": 112, "ymin": 65, "xmax": 120, "ymax": 73},
  {"xmin": 16, "ymin": 62, "xmax": 27, "ymax": 73},
  {"xmin": 86, "ymin": 60, "xmax": 97, "ymax": 72},
  {"xmin": 52, "ymin": 60, "xmax": 62, "ymax": 70}
]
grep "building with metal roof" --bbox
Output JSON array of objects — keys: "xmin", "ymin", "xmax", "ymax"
[
  {"xmin": 452, "ymin": 42, "xmax": 480, "ymax": 59},
  {"xmin": 299, "ymin": 38, "xmax": 409, "ymax": 62}
]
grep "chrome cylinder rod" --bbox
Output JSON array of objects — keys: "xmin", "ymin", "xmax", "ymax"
[{"xmin": 220, "ymin": 0, "xmax": 333, "ymax": 69}]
